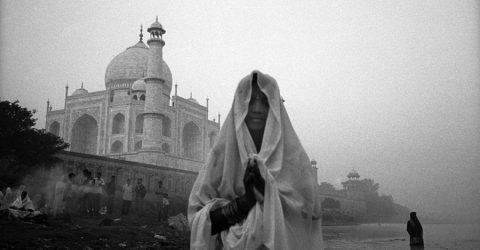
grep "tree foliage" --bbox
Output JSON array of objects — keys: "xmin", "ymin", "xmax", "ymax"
[
  {"xmin": 358, "ymin": 178, "xmax": 397, "ymax": 217},
  {"xmin": 319, "ymin": 177, "xmax": 402, "ymax": 219},
  {"xmin": 322, "ymin": 197, "xmax": 341, "ymax": 209},
  {"xmin": 318, "ymin": 182, "xmax": 337, "ymax": 193},
  {"xmin": 359, "ymin": 178, "xmax": 380, "ymax": 194},
  {"xmin": 0, "ymin": 100, "xmax": 69, "ymax": 186}
]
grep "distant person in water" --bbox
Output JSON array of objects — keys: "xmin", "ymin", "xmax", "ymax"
[{"xmin": 407, "ymin": 212, "xmax": 424, "ymax": 247}]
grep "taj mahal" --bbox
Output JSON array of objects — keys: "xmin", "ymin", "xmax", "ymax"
[
  {"xmin": 42, "ymin": 18, "xmax": 367, "ymax": 216},
  {"xmin": 45, "ymin": 18, "xmax": 219, "ymax": 174}
]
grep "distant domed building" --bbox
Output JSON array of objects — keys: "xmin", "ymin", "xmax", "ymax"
[
  {"xmin": 45, "ymin": 18, "xmax": 220, "ymax": 172},
  {"xmin": 342, "ymin": 169, "xmax": 365, "ymax": 199},
  {"xmin": 317, "ymin": 169, "xmax": 367, "ymax": 218}
]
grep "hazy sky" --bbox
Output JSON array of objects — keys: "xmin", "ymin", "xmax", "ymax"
[{"xmin": 1, "ymin": 0, "xmax": 479, "ymax": 222}]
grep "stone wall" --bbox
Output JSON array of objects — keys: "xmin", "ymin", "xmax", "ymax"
[
  {"xmin": 51, "ymin": 150, "xmax": 198, "ymax": 201},
  {"xmin": 318, "ymin": 193, "xmax": 367, "ymax": 217}
]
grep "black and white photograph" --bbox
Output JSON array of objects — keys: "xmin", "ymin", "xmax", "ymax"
[{"xmin": 0, "ymin": 0, "xmax": 479, "ymax": 249}]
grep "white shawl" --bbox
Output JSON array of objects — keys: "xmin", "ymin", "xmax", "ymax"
[
  {"xmin": 188, "ymin": 70, "xmax": 323, "ymax": 250},
  {"xmin": 11, "ymin": 194, "xmax": 34, "ymax": 211}
]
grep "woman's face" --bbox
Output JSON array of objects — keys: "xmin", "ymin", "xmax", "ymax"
[{"xmin": 245, "ymin": 83, "xmax": 269, "ymax": 133}]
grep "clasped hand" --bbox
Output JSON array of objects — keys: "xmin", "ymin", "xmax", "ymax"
[{"xmin": 243, "ymin": 158, "xmax": 265, "ymax": 199}]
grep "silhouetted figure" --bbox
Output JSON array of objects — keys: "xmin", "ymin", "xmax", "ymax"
[
  {"xmin": 134, "ymin": 178, "xmax": 147, "ymax": 217},
  {"xmin": 407, "ymin": 212, "xmax": 424, "ymax": 248},
  {"xmin": 121, "ymin": 179, "xmax": 133, "ymax": 215},
  {"xmin": 106, "ymin": 176, "xmax": 116, "ymax": 214},
  {"xmin": 155, "ymin": 181, "xmax": 169, "ymax": 221},
  {"xmin": 92, "ymin": 172, "xmax": 105, "ymax": 216}
]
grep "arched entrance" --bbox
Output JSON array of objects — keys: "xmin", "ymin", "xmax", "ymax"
[
  {"xmin": 49, "ymin": 121, "xmax": 60, "ymax": 136},
  {"xmin": 71, "ymin": 114, "xmax": 98, "ymax": 154},
  {"xmin": 134, "ymin": 141, "xmax": 142, "ymax": 151},
  {"xmin": 112, "ymin": 113, "xmax": 125, "ymax": 134},
  {"xmin": 182, "ymin": 122, "xmax": 201, "ymax": 159},
  {"xmin": 111, "ymin": 140, "xmax": 123, "ymax": 154},
  {"xmin": 135, "ymin": 114, "xmax": 144, "ymax": 134},
  {"xmin": 162, "ymin": 116, "xmax": 171, "ymax": 137}
]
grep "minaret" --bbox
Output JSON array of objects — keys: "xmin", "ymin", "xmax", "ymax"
[
  {"xmin": 311, "ymin": 160, "xmax": 318, "ymax": 183},
  {"xmin": 142, "ymin": 17, "xmax": 167, "ymax": 151},
  {"xmin": 206, "ymin": 97, "xmax": 209, "ymax": 119}
]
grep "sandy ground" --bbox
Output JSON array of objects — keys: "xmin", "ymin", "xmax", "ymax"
[{"xmin": 0, "ymin": 212, "xmax": 190, "ymax": 250}]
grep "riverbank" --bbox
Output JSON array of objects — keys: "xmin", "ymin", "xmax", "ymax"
[
  {"xmin": 0, "ymin": 213, "xmax": 190, "ymax": 249},
  {"xmin": 322, "ymin": 221, "xmax": 358, "ymax": 226},
  {"xmin": 323, "ymin": 223, "xmax": 480, "ymax": 250}
]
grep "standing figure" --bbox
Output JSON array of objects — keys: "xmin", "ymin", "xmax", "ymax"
[
  {"xmin": 407, "ymin": 212, "xmax": 424, "ymax": 247},
  {"xmin": 162, "ymin": 193, "xmax": 170, "ymax": 221},
  {"xmin": 64, "ymin": 173, "xmax": 77, "ymax": 216},
  {"xmin": 93, "ymin": 172, "xmax": 105, "ymax": 215},
  {"xmin": 106, "ymin": 176, "xmax": 116, "ymax": 214},
  {"xmin": 121, "ymin": 179, "xmax": 133, "ymax": 215},
  {"xmin": 188, "ymin": 71, "xmax": 323, "ymax": 250},
  {"xmin": 155, "ymin": 181, "xmax": 169, "ymax": 221},
  {"xmin": 134, "ymin": 178, "xmax": 147, "ymax": 217},
  {"xmin": 53, "ymin": 176, "xmax": 67, "ymax": 216},
  {"xmin": 83, "ymin": 171, "xmax": 95, "ymax": 215},
  {"xmin": 77, "ymin": 169, "xmax": 89, "ymax": 214}
]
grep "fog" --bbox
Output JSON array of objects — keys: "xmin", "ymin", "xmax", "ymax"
[{"xmin": 1, "ymin": 0, "xmax": 479, "ymax": 222}]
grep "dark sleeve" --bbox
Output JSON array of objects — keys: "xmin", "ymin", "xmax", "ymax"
[
  {"xmin": 407, "ymin": 221, "xmax": 413, "ymax": 236},
  {"xmin": 209, "ymin": 196, "xmax": 255, "ymax": 235},
  {"xmin": 210, "ymin": 207, "xmax": 231, "ymax": 235}
]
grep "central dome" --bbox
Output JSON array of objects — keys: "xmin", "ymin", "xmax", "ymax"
[{"xmin": 105, "ymin": 41, "xmax": 172, "ymax": 89}]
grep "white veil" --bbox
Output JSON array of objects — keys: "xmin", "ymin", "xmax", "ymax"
[{"xmin": 188, "ymin": 70, "xmax": 323, "ymax": 250}]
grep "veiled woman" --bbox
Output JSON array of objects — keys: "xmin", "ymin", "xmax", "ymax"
[
  {"xmin": 407, "ymin": 212, "xmax": 424, "ymax": 248},
  {"xmin": 188, "ymin": 71, "xmax": 323, "ymax": 250}
]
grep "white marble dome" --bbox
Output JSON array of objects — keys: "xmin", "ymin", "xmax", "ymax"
[
  {"xmin": 131, "ymin": 78, "xmax": 146, "ymax": 91},
  {"xmin": 71, "ymin": 88, "xmax": 88, "ymax": 96},
  {"xmin": 104, "ymin": 41, "xmax": 172, "ymax": 89},
  {"xmin": 150, "ymin": 19, "xmax": 164, "ymax": 30}
]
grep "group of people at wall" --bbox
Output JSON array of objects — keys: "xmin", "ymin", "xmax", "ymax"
[
  {"xmin": 117, "ymin": 177, "xmax": 170, "ymax": 221},
  {"xmin": 52, "ymin": 170, "xmax": 106, "ymax": 217},
  {"xmin": 51, "ymin": 170, "xmax": 170, "ymax": 221},
  {"xmin": 0, "ymin": 171, "xmax": 171, "ymax": 222}
]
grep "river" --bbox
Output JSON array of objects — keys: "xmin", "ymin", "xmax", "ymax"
[{"xmin": 323, "ymin": 223, "xmax": 480, "ymax": 249}]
